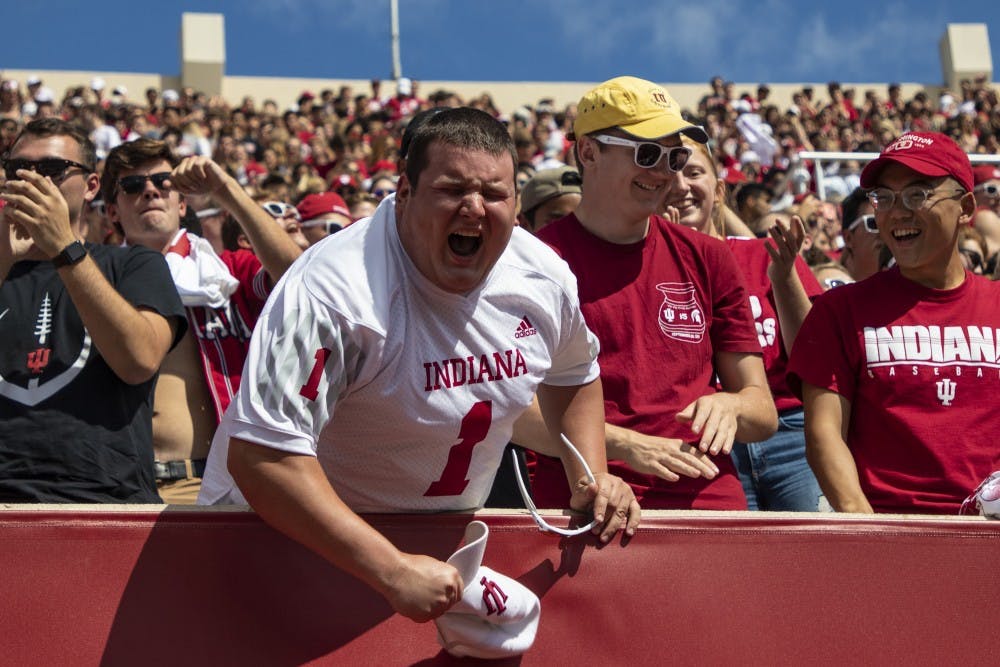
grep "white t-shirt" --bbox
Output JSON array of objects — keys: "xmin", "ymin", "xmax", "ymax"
[{"xmin": 198, "ymin": 196, "xmax": 599, "ymax": 511}]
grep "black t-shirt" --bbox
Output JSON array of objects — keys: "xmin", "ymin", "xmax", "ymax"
[{"xmin": 0, "ymin": 243, "xmax": 187, "ymax": 502}]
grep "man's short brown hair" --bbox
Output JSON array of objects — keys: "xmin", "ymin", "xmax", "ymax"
[{"xmin": 10, "ymin": 118, "xmax": 97, "ymax": 169}]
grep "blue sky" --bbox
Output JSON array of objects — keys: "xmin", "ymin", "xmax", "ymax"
[{"xmin": 1, "ymin": 1, "xmax": 998, "ymax": 85}]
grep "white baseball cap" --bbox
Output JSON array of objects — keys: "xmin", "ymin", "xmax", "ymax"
[
  {"xmin": 34, "ymin": 87, "xmax": 55, "ymax": 104},
  {"xmin": 434, "ymin": 521, "xmax": 540, "ymax": 659}
]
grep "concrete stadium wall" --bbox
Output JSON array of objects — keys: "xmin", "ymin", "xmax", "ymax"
[{"xmin": 0, "ymin": 67, "xmax": 941, "ymax": 117}]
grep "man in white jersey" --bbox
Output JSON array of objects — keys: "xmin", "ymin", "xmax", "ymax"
[
  {"xmin": 789, "ymin": 132, "xmax": 1000, "ymax": 514},
  {"xmin": 199, "ymin": 108, "xmax": 639, "ymax": 621}
]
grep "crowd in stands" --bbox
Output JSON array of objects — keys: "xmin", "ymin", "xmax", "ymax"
[
  {"xmin": 1, "ymin": 70, "xmax": 999, "ymax": 516},
  {"xmin": 1, "ymin": 74, "xmax": 998, "ymax": 262}
]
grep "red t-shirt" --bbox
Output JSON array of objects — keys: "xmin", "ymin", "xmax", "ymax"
[
  {"xmin": 788, "ymin": 268, "xmax": 1000, "ymax": 513},
  {"xmin": 726, "ymin": 237, "xmax": 823, "ymax": 411},
  {"xmin": 184, "ymin": 249, "xmax": 269, "ymax": 424},
  {"xmin": 533, "ymin": 215, "xmax": 761, "ymax": 509}
]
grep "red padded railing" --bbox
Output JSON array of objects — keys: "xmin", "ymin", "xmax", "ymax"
[{"xmin": 1, "ymin": 507, "xmax": 998, "ymax": 666}]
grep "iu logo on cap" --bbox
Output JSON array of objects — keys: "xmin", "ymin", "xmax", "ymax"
[{"xmin": 480, "ymin": 576, "xmax": 508, "ymax": 615}]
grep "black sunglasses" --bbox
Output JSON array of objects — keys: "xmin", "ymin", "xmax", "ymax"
[
  {"xmin": 118, "ymin": 172, "xmax": 172, "ymax": 195},
  {"xmin": 3, "ymin": 157, "xmax": 92, "ymax": 182}
]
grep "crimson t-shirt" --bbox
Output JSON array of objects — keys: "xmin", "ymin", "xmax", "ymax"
[
  {"xmin": 788, "ymin": 268, "xmax": 1000, "ymax": 513},
  {"xmin": 533, "ymin": 214, "xmax": 761, "ymax": 509},
  {"xmin": 726, "ymin": 237, "xmax": 823, "ymax": 411}
]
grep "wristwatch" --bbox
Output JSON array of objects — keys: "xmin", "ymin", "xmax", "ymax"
[{"xmin": 52, "ymin": 241, "xmax": 88, "ymax": 268}]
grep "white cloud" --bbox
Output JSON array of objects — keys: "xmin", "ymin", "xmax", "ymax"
[
  {"xmin": 244, "ymin": 0, "xmax": 392, "ymax": 37},
  {"xmin": 538, "ymin": 0, "xmax": 956, "ymax": 83}
]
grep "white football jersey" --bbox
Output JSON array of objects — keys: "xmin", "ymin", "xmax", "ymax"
[{"xmin": 199, "ymin": 197, "xmax": 599, "ymax": 511}]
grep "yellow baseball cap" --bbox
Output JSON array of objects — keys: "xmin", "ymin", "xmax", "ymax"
[{"xmin": 573, "ymin": 76, "xmax": 708, "ymax": 143}]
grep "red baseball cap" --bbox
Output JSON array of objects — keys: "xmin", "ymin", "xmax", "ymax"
[
  {"xmin": 972, "ymin": 164, "xmax": 1000, "ymax": 185},
  {"xmin": 860, "ymin": 132, "xmax": 973, "ymax": 192},
  {"xmin": 297, "ymin": 192, "xmax": 351, "ymax": 222}
]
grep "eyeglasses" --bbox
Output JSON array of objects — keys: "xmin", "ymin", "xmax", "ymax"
[
  {"xmin": 299, "ymin": 220, "xmax": 343, "ymax": 235},
  {"xmin": 866, "ymin": 185, "xmax": 966, "ymax": 212},
  {"xmin": 959, "ymin": 247, "xmax": 985, "ymax": 272},
  {"xmin": 262, "ymin": 201, "xmax": 301, "ymax": 221},
  {"xmin": 975, "ymin": 183, "xmax": 999, "ymax": 197},
  {"xmin": 118, "ymin": 172, "xmax": 172, "ymax": 195},
  {"xmin": 591, "ymin": 134, "xmax": 692, "ymax": 172},
  {"xmin": 3, "ymin": 157, "xmax": 92, "ymax": 182},
  {"xmin": 847, "ymin": 214, "xmax": 878, "ymax": 234},
  {"xmin": 372, "ymin": 188, "xmax": 395, "ymax": 199},
  {"xmin": 512, "ymin": 433, "xmax": 599, "ymax": 537}
]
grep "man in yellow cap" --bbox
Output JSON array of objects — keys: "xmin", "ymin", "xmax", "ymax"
[{"xmin": 520, "ymin": 77, "xmax": 777, "ymax": 510}]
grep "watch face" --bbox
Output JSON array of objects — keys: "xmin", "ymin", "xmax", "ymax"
[{"xmin": 54, "ymin": 241, "xmax": 87, "ymax": 268}]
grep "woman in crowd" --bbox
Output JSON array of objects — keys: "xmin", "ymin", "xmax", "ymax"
[{"xmin": 662, "ymin": 137, "xmax": 827, "ymax": 511}]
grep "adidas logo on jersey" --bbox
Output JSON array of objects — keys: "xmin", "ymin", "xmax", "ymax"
[{"xmin": 514, "ymin": 317, "xmax": 537, "ymax": 339}]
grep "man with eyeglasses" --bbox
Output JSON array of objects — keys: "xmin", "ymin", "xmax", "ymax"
[
  {"xmin": 523, "ymin": 77, "xmax": 777, "ymax": 511},
  {"xmin": 0, "ymin": 118, "xmax": 186, "ymax": 502},
  {"xmin": 100, "ymin": 138, "xmax": 302, "ymax": 503},
  {"xmin": 789, "ymin": 131, "xmax": 1000, "ymax": 514}
]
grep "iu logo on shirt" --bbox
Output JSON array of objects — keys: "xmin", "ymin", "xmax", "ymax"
[
  {"xmin": 936, "ymin": 378, "xmax": 957, "ymax": 406},
  {"xmin": 656, "ymin": 282, "xmax": 705, "ymax": 343},
  {"xmin": 0, "ymin": 291, "xmax": 92, "ymax": 407},
  {"xmin": 480, "ymin": 575, "xmax": 508, "ymax": 615}
]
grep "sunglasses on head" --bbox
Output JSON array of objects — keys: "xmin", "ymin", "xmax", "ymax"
[
  {"xmin": 560, "ymin": 170, "xmax": 583, "ymax": 187},
  {"xmin": 118, "ymin": 172, "xmax": 172, "ymax": 195},
  {"xmin": 262, "ymin": 201, "xmax": 301, "ymax": 221},
  {"xmin": 591, "ymin": 134, "xmax": 692, "ymax": 172},
  {"xmin": 975, "ymin": 183, "xmax": 999, "ymax": 197},
  {"xmin": 3, "ymin": 157, "xmax": 92, "ymax": 182}
]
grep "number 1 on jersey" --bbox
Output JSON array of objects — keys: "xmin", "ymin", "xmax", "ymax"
[
  {"xmin": 424, "ymin": 400, "xmax": 493, "ymax": 496},
  {"xmin": 299, "ymin": 348, "xmax": 331, "ymax": 401}
]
